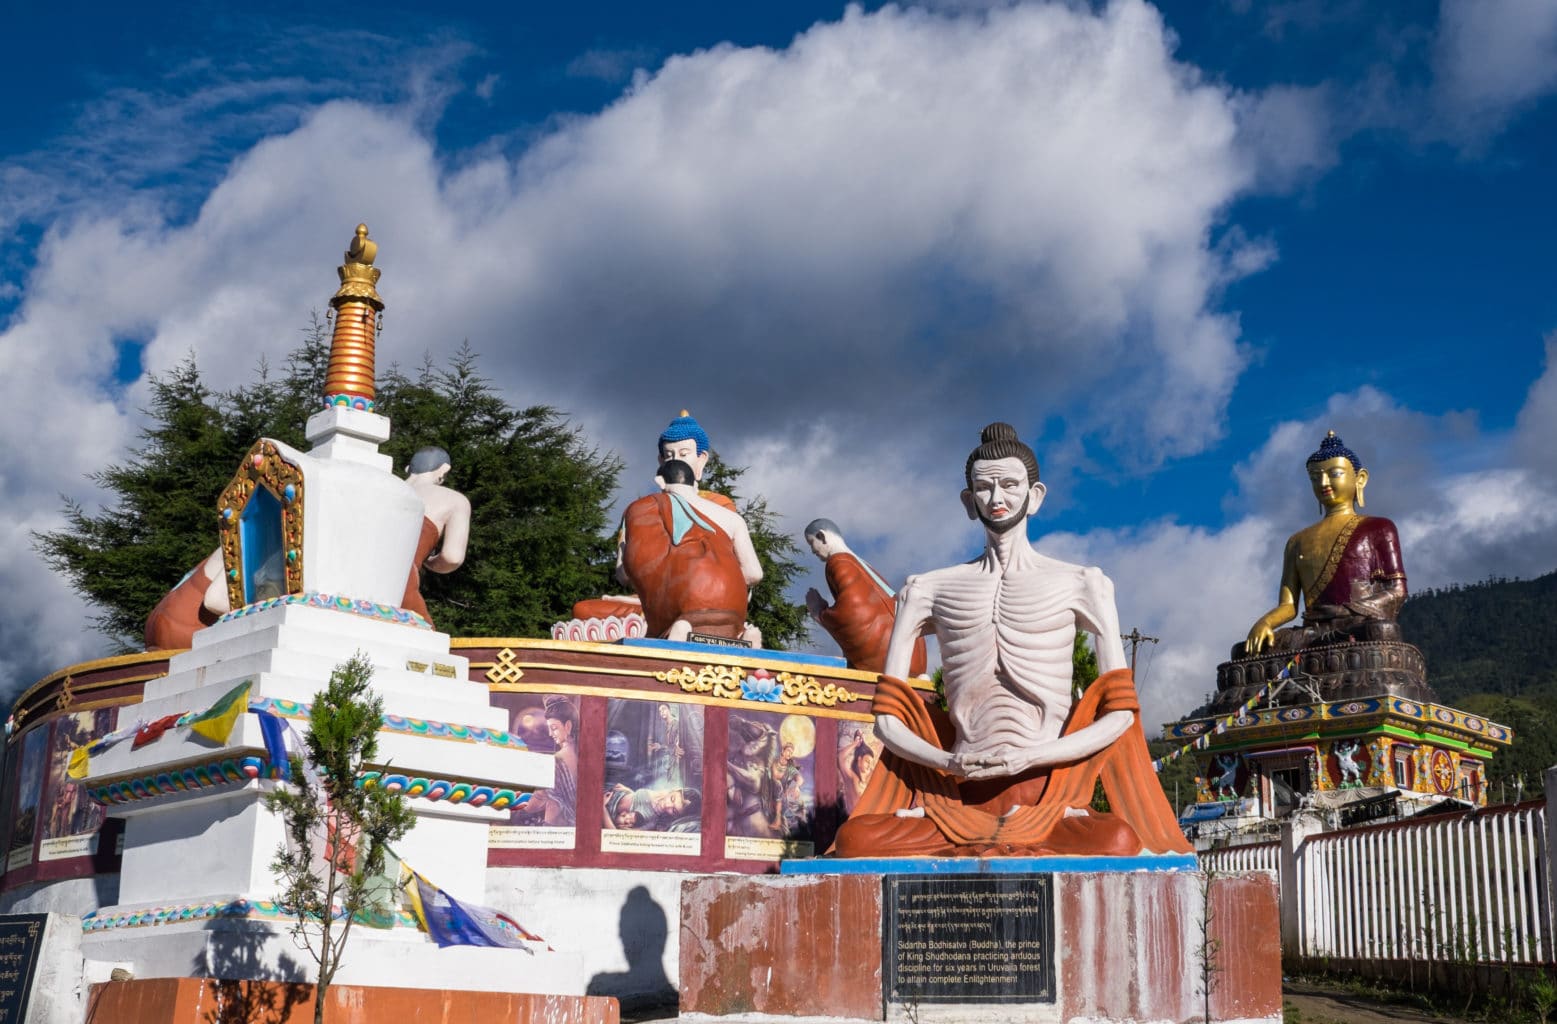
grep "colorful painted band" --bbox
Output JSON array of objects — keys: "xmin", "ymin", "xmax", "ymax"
[
  {"xmin": 215, "ymin": 591, "xmax": 431, "ymax": 629},
  {"xmin": 82, "ymin": 898, "xmax": 417, "ymax": 933},
  {"xmin": 324, "ymin": 393, "xmax": 376, "ymax": 412},
  {"xmin": 357, "ymin": 771, "xmax": 519, "ymax": 810},
  {"xmin": 249, "ymin": 697, "xmax": 528, "ymax": 751}
]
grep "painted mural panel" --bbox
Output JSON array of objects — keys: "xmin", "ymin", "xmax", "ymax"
[
  {"xmin": 837, "ymin": 720, "xmax": 883, "ymax": 816},
  {"xmin": 489, "ymin": 694, "xmax": 579, "ymax": 851},
  {"xmin": 6, "ymin": 728, "xmax": 49, "ymax": 872},
  {"xmin": 725, "ymin": 710, "xmax": 816, "ymax": 860},
  {"xmin": 38, "ymin": 709, "xmax": 114, "ymax": 862},
  {"xmin": 600, "ymin": 699, "xmax": 704, "ymax": 856}
]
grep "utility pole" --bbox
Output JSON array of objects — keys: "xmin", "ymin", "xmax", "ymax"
[{"xmin": 1121, "ymin": 627, "xmax": 1160, "ymax": 674}]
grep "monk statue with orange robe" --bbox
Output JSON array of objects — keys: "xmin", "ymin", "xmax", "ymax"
[
  {"xmin": 803, "ymin": 519, "xmax": 926, "ymax": 676},
  {"xmin": 144, "ymin": 549, "xmax": 229, "ymax": 651},
  {"xmin": 617, "ymin": 459, "xmax": 763, "ymax": 645},
  {"xmin": 571, "ymin": 410, "xmax": 742, "ymax": 625},
  {"xmin": 400, "ymin": 446, "xmax": 472, "ymax": 626},
  {"xmin": 831, "ymin": 423, "xmax": 1189, "ymax": 858}
]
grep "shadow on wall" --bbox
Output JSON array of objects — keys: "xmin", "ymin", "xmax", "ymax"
[
  {"xmin": 587, "ymin": 885, "xmax": 675, "ymax": 1013},
  {"xmin": 198, "ymin": 931, "xmax": 310, "ymax": 1024}
]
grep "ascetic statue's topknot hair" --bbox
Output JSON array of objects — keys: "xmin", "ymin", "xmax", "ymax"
[{"xmin": 965, "ymin": 422, "xmax": 1040, "ymax": 486}]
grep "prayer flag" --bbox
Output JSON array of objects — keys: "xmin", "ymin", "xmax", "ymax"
[
  {"xmin": 187, "ymin": 681, "xmax": 251, "ymax": 744},
  {"xmin": 67, "ymin": 745, "xmax": 90, "ymax": 780},
  {"xmin": 404, "ymin": 871, "xmax": 536, "ymax": 951},
  {"xmin": 254, "ymin": 710, "xmax": 292, "ymax": 782},
  {"xmin": 132, "ymin": 713, "xmax": 184, "ymax": 750}
]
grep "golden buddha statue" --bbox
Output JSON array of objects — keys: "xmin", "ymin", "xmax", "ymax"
[{"xmin": 1243, "ymin": 431, "xmax": 1407, "ymax": 655}]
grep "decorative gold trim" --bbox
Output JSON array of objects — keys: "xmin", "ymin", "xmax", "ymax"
[
  {"xmin": 484, "ymin": 648, "xmax": 526, "ymax": 686},
  {"xmin": 219, "ymin": 440, "xmax": 306, "ymax": 609},
  {"xmin": 452, "ymin": 636, "xmax": 909, "ymax": 688},
  {"xmin": 651, "ymin": 664, "xmax": 862, "ymax": 708},
  {"xmin": 484, "ymin": 680, "xmax": 874, "ymax": 721},
  {"xmin": 13, "ymin": 652, "xmax": 171, "ymax": 713},
  {"xmin": 494, "ymin": 660, "xmax": 648, "ymax": 681},
  {"xmin": 656, "ymin": 664, "xmax": 745, "ymax": 699},
  {"xmin": 10, "ymin": 696, "xmax": 146, "ymax": 740}
]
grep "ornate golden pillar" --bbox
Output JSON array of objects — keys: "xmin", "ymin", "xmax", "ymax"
[{"xmin": 324, "ymin": 223, "xmax": 384, "ymax": 411}]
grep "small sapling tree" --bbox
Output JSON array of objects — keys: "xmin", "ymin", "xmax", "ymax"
[{"xmin": 267, "ymin": 653, "xmax": 415, "ymax": 1023}]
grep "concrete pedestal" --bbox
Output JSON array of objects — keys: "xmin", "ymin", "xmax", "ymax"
[
  {"xmin": 79, "ymin": 601, "xmax": 565, "ymax": 989},
  {"xmin": 680, "ymin": 865, "xmax": 1281, "ymax": 1023}
]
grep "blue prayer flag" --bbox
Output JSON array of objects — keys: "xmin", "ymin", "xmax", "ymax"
[
  {"xmin": 254, "ymin": 709, "xmax": 292, "ymax": 782},
  {"xmin": 405, "ymin": 872, "xmax": 534, "ymax": 950}
]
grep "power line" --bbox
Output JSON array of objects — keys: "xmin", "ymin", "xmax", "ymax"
[{"xmin": 1121, "ymin": 626, "xmax": 1160, "ymax": 674}]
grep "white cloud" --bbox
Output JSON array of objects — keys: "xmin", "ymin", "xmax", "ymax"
[
  {"xmin": 1433, "ymin": 0, "xmax": 1557, "ymax": 141},
  {"xmin": 1043, "ymin": 385, "xmax": 1557, "ymax": 734},
  {"xmin": 0, "ymin": 0, "xmax": 1342, "ymax": 696}
]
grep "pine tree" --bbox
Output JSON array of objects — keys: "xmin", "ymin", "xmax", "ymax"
[
  {"xmin": 377, "ymin": 346, "xmax": 622, "ymax": 637},
  {"xmin": 267, "ymin": 653, "xmax": 414, "ymax": 1024},
  {"xmin": 34, "ymin": 320, "xmax": 622, "ymax": 647}
]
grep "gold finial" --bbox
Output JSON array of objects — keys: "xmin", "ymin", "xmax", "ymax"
[
  {"xmin": 680, "ymin": 409, "xmax": 690, "ymax": 417},
  {"xmin": 332, "ymin": 223, "xmax": 384, "ymax": 310},
  {"xmin": 324, "ymin": 223, "xmax": 384, "ymax": 410},
  {"xmin": 347, "ymin": 223, "xmax": 377, "ymax": 266},
  {"xmin": 1326, "ymin": 429, "xmax": 1336, "ymax": 439}
]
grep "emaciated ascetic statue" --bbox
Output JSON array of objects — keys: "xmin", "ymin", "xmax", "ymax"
[
  {"xmin": 831, "ymin": 423, "xmax": 1188, "ymax": 858},
  {"xmin": 1207, "ymin": 430, "xmax": 1432, "ymax": 714}
]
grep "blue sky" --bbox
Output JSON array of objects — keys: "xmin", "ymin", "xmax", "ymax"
[{"xmin": 3, "ymin": 1, "xmax": 1555, "ymax": 723}]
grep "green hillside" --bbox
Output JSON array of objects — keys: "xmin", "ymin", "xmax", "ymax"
[{"xmin": 1400, "ymin": 570, "xmax": 1557, "ymax": 796}]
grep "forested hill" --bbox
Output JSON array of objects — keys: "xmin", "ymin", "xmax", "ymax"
[
  {"xmin": 1399, "ymin": 569, "xmax": 1557, "ymax": 791},
  {"xmin": 1401, "ymin": 570, "xmax": 1557, "ymax": 702}
]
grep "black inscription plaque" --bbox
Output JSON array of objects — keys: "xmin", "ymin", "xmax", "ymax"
[
  {"xmin": 0, "ymin": 914, "xmax": 46, "ymax": 1023},
  {"xmin": 686, "ymin": 632, "xmax": 753, "ymax": 648},
  {"xmin": 884, "ymin": 874, "xmax": 1054, "ymax": 1004}
]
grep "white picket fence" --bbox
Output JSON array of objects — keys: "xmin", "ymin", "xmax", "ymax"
[
  {"xmin": 1276, "ymin": 800, "xmax": 1550, "ymax": 964},
  {"xmin": 1199, "ymin": 840, "xmax": 1279, "ymax": 877}
]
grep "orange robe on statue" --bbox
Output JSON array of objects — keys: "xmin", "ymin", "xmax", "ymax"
[
  {"xmin": 400, "ymin": 517, "xmax": 442, "ymax": 625},
  {"xmin": 620, "ymin": 491, "xmax": 749, "ymax": 639},
  {"xmin": 831, "ymin": 668, "xmax": 1190, "ymax": 857},
  {"xmin": 817, "ymin": 553, "xmax": 926, "ymax": 675},
  {"xmin": 144, "ymin": 559, "xmax": 219, "ymax": 651},
  {"xmin": 571, "ymin": 489, "xmax": 739, "ymax": 623}
]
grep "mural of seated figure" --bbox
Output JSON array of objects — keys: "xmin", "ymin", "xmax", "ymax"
[
  {"xmin": 617, "ymin": 459, "xmax": 763, "ymax": 645},
  {"xmin": 831, "ymin": 423, "xmax": 1189, "ymax": 859}
]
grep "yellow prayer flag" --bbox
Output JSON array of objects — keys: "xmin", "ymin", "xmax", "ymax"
[
  {"xmin": 188, "ymin": 681, "xmax": 252, "ymax": 744},
  {"xmin": 67, "ymin": 745, "xmax": 90, "ymax": 780}
]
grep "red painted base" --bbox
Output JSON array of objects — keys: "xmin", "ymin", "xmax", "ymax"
[
  {"xmin": 680, "ymin": 870, "xmax": 1280, "ymax": 1022},
  {"xmin": 86, "ymin": 978, "xmax": 620, "ymax": 1024}
]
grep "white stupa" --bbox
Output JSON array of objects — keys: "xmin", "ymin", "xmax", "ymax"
[{"xmin": 78, "ymin": 226, "xmax": 578, "ymax": 991}]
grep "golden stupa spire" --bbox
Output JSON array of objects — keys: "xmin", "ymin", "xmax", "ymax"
[{"xmin": 323, "ymin": 223, "xmax": 384, "ymax": 411}]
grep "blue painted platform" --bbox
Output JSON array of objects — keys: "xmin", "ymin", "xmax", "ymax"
[
  {"xmin": 619, "ymin": 637, "xmax": 848, "ymax": 668},
  {"xmin": 779, "ymin": 853, "xmax": 1199, "ymax": 875}
]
